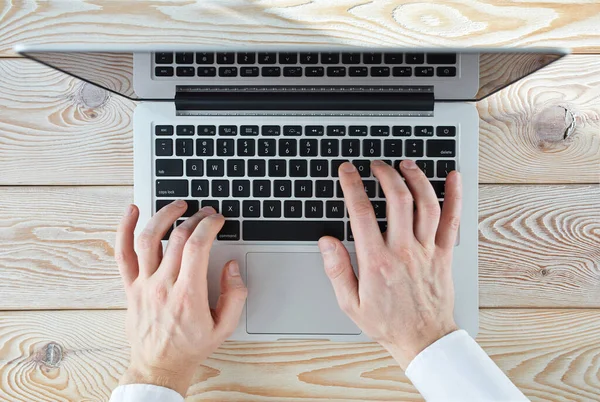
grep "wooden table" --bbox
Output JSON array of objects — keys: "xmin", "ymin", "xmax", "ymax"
[{"xmin": 1, "ymin": 2, "xmax": 599, "ymax": 401}]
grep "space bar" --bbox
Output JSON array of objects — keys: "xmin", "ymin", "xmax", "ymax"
[{"xmin": 243, "ymin": 221, "xmax": 344, "ymax": 241}]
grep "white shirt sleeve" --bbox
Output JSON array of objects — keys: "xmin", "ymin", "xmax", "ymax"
[
  {"xmin": 405, "ymin": 329, "xmax": 528, "ymax": 402},
  {"xmin": 109, "ymin": 384, "xmax": 184, "ymax": 402}
]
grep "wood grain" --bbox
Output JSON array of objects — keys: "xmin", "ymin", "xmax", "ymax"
[
  {"xmin": 1, "ymin": 0, "xmax": 600, "ymax": 57},
  {"xmin": 1, "ymin": 309, "xmax": 599, "ymax": 401},
  {"xmin": 1, "ymin": 55, "xmax": 599, "ymax": 185},
  {"xmin": 0, "ymin": 184, "xmax": 598, "ymax": 310}
]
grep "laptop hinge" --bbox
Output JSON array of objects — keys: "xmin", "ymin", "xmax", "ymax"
[{"xmin": 174, "ymin": 86, "xmax": 434, "ymax": 116}]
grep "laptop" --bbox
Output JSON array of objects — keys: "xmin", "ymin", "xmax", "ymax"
[{"xmin": 16, "ymin": 45, "xmax": 567, "ymax": 341}]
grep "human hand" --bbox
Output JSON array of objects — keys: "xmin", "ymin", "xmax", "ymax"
[
  {"xmin": 115, "ymin": 201, "xmax": 247, "ymax": 396},
  {"xmin": 318, "ymin": 160, "xmax": 461, "ymax": 370}
]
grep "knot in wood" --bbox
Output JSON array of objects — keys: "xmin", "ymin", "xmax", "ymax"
[
  {"xmin": 40, "ymin": 342, "xmax": 63, "ymax": 367},
  {"xmin": 532, "ymin": 104, "xmax": 576, "ymax": 145},
  {"xmin": 75, "ymin": 82, "xmax": 110, "ymax": 109}
]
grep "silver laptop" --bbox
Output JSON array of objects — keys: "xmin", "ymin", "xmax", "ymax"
[{"xmin": 17, "ymin": 45, "xmax": 566, "ymax": 341}]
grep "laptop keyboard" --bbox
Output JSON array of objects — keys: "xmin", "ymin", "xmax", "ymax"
[
  {"xmin": 153, "ymin": 52, "xmax": 457, "ymax": 79},
  {"xmin": 154, "ymin": 119, "xmax": 457, "ymax": 242}
]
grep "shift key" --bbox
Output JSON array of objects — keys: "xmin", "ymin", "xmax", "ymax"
[{"xmin": 156, "ymin": 180, "xmax": 188, "ymax": 197}]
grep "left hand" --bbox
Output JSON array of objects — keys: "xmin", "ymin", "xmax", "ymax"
[{"xmin": 115, "ymin": 201, "xmax": 247, "ymax": 396}]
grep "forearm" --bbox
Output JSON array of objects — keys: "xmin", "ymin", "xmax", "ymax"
[{"xmin": 118, "ymin": 364, "xmax": 193, "ymax": 398}]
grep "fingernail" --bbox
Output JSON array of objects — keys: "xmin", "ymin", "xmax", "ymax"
[
  {"xmin": 174, "ymin": 200, "xmax": 187, "ymax": 207},
  {"xmin": 402, "ymin": 160, "xmax": 418, "ymax": 169},
  {"xmin": 228, "ymin": 261, "xmax": 240, "ymax": 276},
  {"xmin": 371, "ymin": 160, "xmax": 385, "ymax": 167},
  {"xmin": 125, "ymin": 204, "xmax": 134, "ymax": 216},
  {"xmin": 318, "ymin": 239, "xmax": 336, "ymax": 254},
  {"xmin": 200, "ymin": 206, "xmax": 216, "ymax": 214},
  {"xmin": 341, "ymin": 162, "xmax": 356, "ymax": 173}
]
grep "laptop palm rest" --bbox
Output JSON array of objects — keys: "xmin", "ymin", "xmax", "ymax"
[{"xmin": 246, "ymin": 252, "xmax": 361, "ymax": 335}]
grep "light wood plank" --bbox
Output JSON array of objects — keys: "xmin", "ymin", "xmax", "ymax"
[
  {"xmin": 1, "ymin": 309, "xmax": 599, "ymax": 401},
  {"xmin": 1, "ymin": 0, "xmax": 599, "ymax": 57},
  {"xmin": 1, "ymin": 56, "xmax": 599, "ymax": 185},
  {"xmin": 0, "ymin": 185, "xmax": 598, "ymax": 310}
]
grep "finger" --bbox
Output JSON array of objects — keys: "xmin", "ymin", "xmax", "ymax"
[
  {"xmin": 115, "ymin": 204, "xmax": 140, "ymax": 288},
  {"xmin": 400, "ymin": 160, "xmax": 441, "ymax": 247},
  {"xmin": 178, "ymin": 213, "xmax": 225, "ymax": 289},
  {"xmin": 338, "ymin": 162, "xmax": 384, "ymax": 249},
  {"xmin": 214, "ymin": 260, "xmax": 247, "ymax": 339},
  {"xmin": 371, "ymin": 160, "xmax": 413, "ymax": 245},
  {"xmin": 135, "ymin": 199, "xmax": 188, "ymax": 277},
  {"xmin": 436, "ymin": 171, "xmax": 462, "ymax": 250},
  {"xmin": 318, "ymin": 236, "xmax": 359, "ymax": 316},
  {"xmin": 158, "ymin": 206, "xmax": 217, "ymax": 282}
]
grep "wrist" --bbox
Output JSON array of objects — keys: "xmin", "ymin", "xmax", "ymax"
[{"xmin": 120, "ymin": 363, "xmax": 194, "ymax": 397}]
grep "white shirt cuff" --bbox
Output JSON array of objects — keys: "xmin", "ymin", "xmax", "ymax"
[
  {"xmin": 405, "ymin": 329, "xmax": 529, "ymax": 402},
  {"xmin": 109, "ymin": 384, "xmax": 184, "ymax": 402}
]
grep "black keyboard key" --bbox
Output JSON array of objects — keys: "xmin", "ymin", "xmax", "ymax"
[
  {"xmin": 349, "ymin": 66, "xmax": 368, "ymax": 77},
  {"xmin": 163, "ymin": 225, "xmax": 174, "ymax": 241},
  {"xmin": 363, "ymin": 139, "xmax": 381, "ymax": 157},
  {"xmin": 327, "ymin": 67, "xmax": 346, "ymax": 77},
  {"xmin": 284, "ymin": 125, "xmax": 302, "ymax": 136},
  {"xmin": 416, "ymin": 160, "xmax": 434, "ymax": 178},
  {"xmin": 371, "ymin": 66, "xmax": 390, "ymax": 77},
  {"xmin": 198, "ymin": 125, "xmax": 216, "ymax": 136},
  {"xmin": 263, "ymin": 200, "xmax": 281, "ymax": 218},
  {"xmin": 321, "ymin": 139, "xmax": 339, "ymax": 156},
  {"xmin": 253, "ymin": 180, "xmax": 271, "ymax": 198},
  {"xmin": 155, "ymin": 52, "xmax": 173, "ymax": 64},
  {"xmin": 155, "ymin": 66, "xmax": 174, "ymax": 76},
  {"xmin": 300, "ymin": 139, "xmax": 318, "ymax": 157},
  {"xmin": 305, "ymin": 66, "xmax": 324, "ymax": 77},
  {"xmin": 405, "ymin": 140, "xmax": 424, "ymax": 157},
  {"xmin": 156, "ymin": 199, "xmax": 174, "ymax": 212},
  {"xmin": 284, "ymin": 201, "xmax": 302, "ymax": 218},
  {"xmin": 364, "ymin": 180, "xmax": 377, "ymax": 198},
  {"xmin": 201, "ymin": 200, "xmax": 219, "ymax": 213},
  {"xmin": 363, "ymin": 52, "xmax": 382, "ymax": 64},
  {"xmin": 326, "ymin": 201, "xmax": 345, "ymax": 218},
  {"xmin": 371, "ymin": 200, "xmax": 386, "ymax": 218},
  {"xmin": 393, "ymin": 126, "xmax": 412, "ymax": 136},
  {"xmin": 233, "ymin": 180, "xmax": 251, "ymax": 198},
  {"xmin": 294, "ymin": 180, "xmax": 312, "ymax": 198},
  {"xmin": 427, "ymin": 53, "xmax": 457, "ymax": 64},
  {"xmin": 258, "ymin": 52, "xmax": 276, "ymax": 64},
  {"xmin": 240, "ymin": 66, "xmax": 259, "ymax": 77},
  {"xmin": 331, "ymin": 159, "xmax": 348, "ymax": 178},
  {"xmin": 342, "ymin": 139, "xmax": 360, "ymax": 157},
  {"xmin": 289, "ymin": 159, "xmax": 308, "ymax": 177},
  {"xmin": 176, "ymin": 67, "xmax": 195, "ymax": 77},
  {"xmin": 240, "ymin": 125, "xmax": 259, "ymax": 136},
  {"xmin": 299, "ymin": 52, "xmax": 318, "ymax": 64},
  {"xmin": 371, "ymin": 126, "xmax": 390, "ymax": 137},
  {"xmin": 196, "ymin": 139, "xmax": 214, "ymax": 156},
  {"xmin": 258, "ymin": 139, "xmax": 276, "ymax": 156},
  {"xmin": 196, "ymin": 52, "xmax": 214, "ymax": 64},
  {"xmin": 176, "ymin": 139, "xmax": 193, "ymax": 156},
  {"xmin": 155, "ymin": 139, "xmax": 172, "ymax": 156},
  {"xmin": 156, "ymin": 180, "xmax": 188, "ymax": 197},
  {"xmin": 321, "ymin": 52, "xmax": 339, "ymax": 64},
  {"xmin": 274, "ymin": 180, "xmax": 292, "ymax": 197},
  {"xmin": 306, "ymin": 201, "xmax": 323, "ymax": 218},
  {"xmin": 437, "ymin": 126, "xmax": 456, "ymax": 137},
  {"xmin": 237, "ymin": 52, "xmax": 256, "ymax": 64},
  {"xmin": 206, "ymin": 159, "xmax": 225, "ymax": 177},
  {"xmin": 279, "ymin": 52, "xmax": 298, "ymax": 64},
  {"xmin": 217, "ymin": 52, "xmax": 235, "ymax": 64},
  {"xmin": 248, "ymin": 160, "xmax": 266, "ymax": 177},
  {"xmin": 310, "ymin": 160, "xmax": 328, "ymax": 177},
  {"xmin": 430, "ymin": 181, "xmax": 446, "ymax": 199},
  {"xmin": 427, "ymin": 140, "xmax": 456, "ymax": 157},
  {"xmin": 219, "ymin": 67, "xmax": 237, "ymax": 77},
  {"xmin": 217, "ymin": 139, "xmax": 234, "ymax": 156},
  {"xmin": 227, "ymin": 159, "xmax": 245, "ymax": 177},
  {"xmin": 406, "ymin": 53, "xmax": 424, "ymax": 64},
  {"xmin": 175, "ymin": 52, "xmax": 194, "ymax": 64},
  {"xmin": 219, "ymin": 126, "xmax": 237, "ymax": 136},
  {"xmin": 327, "ymin": 126, "xmax": 346, "ymax": 136},
  {"xmin": 176, "ymin": 125, "xmax": 194, "ymax": 136},
  {"xmin": 243, "ymin": 220, "xmax": 344, "ymax": 241},
  {"xmin": 342, "ymin": 52, "xmax": 361, "ymax": 64},
  {"xmin": 349, "ymin": 126, "xmax": 368, "ymax": 136},
  {"xmin": 315, "ymin": 180, "xmax": 334, "ymax": 198},
  {"xmin": 156, "ymin": 125, "xmax": 173, "ymax": 136},
  {"xmin": 279, "ymin": 139, "xmax": 297, "ymax": 157},
  {"xmin": 212, "ymin": 180, "xmax": 229, "ymax": 197},
  {"xmin": 262, "ymin": 125, "xmax": 280, "ymax": 136},
  {"xmin": 305, "ymin": 125, "xmax": 324, "ymax": 136},
  {"xmin": 415, "ymin": 67, "xmax": 434, "ymax": 77},
  {"xmin": 353, "ymin": 160, "xmax": 371, "ymax": 177},
  {"xmin": 392, "ymin": 67, "xmax": 412, "ymax": 77},
  {"xmin": 197, "ymin": 66, "xmax": 216, "ymax": 77},
  {"xmin": 384, "ymin": 53, "xmax": 403, "ymax": 64},
  {"xmin": 186, "ymin": 159, "xmax": 204, "ymax": 177},
  {"xmin": 191, "ymin": 180, "xmax": 209, "ymax": 197},
  {"xmin": 384, "ymin": 139, "xmax": 402, "ymax": 157},
  {"xmin": 283, "ymin": 67, "xmax": 302, "ymax": 77},
  {"xmin": 156, "ymin": 159, "xmax": 183, "ymax": 176},
  {"xmin": 237, "ymin": 139, "xmax": 255, "ymax": 156},
  {"xmin": 243, "ymin": 201, "xmax": 260, "ymax": 218},
  {"xmin": 437, "ymin": 160, "xmax": 455, "ymax": 178},
  {"xmin": 262, "ymin": 66, "xmax": 281, "ymax": 77},
  {"xmin": 269, "ymin": 160, "xmax": 286, "ymax": 177},
  {"xmin": 218, "ymin": 220, "xmax": 240, "ymax": 241},
  {"xmin": 415, "ymin": 126, "xmax": 434, "ymax": 137},
  {"xmin": 437, "ymin": 66, "xmax": 456, "ymax": 77}
]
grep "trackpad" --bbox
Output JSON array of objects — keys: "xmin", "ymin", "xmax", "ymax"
[{"xmin": 246, "ymin": 252, "xmax": 361, "ymax": 335}]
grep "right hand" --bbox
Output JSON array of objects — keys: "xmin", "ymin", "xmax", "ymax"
[{"xmin": 318, "ymin": 160, "xmax": 461, "ymax": 370}]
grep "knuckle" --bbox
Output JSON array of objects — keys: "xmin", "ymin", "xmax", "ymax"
[
  {"xmin": 153, "ymin": 283, "xmax": 169, "ymax": 305},
  {"xmin": 168, "ymin": 227, "xmax": 192, "ymax": 245},
  {"xmin": 114, "ymin": 250, "xmax": 128, "ymax": 263},
  {"xmin": 396, "ymin": 247, "xmax": 416, "ymax": 265},
  {"xmin": 447, "ymin": 215, "xmax": 461, "ymax": 230},
  {"xmin": 230, "ymin": 286, "xmax": 248, "ymax": 301},
  {"xmin": 136, "ymin": 230, "xmax": 156, "ymax": 251},
  {"xmin": 391, "ymin": 192, "xmax": 413, "ymax": 206},
  {"xmin": 421, "ymin": 203, "xmax": 441, "ymax": 219},
  {"xmin": 350, "ymin": 200, "xmax": 374, "ymax": 219}
]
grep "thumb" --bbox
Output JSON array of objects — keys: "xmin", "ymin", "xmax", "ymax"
[
  {"xmin": 214, "ymin": 260, "xmax": 248, "ymax": 339},
  {"xmin": 318, "ymin": 236, "xmax": 359, "ymax": 315}
]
